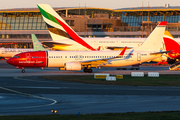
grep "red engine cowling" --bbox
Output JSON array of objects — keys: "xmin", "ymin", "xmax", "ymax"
[{"xmin": 65, "ymin": 62, "xmax": 82, "ymax": 71}]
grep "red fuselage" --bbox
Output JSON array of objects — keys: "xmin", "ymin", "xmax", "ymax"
[{"xmin": 7, "ymin": 51, "xmax": 47, "ymax": 68}]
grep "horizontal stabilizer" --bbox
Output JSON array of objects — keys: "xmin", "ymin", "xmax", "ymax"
[
  {"xmin": 106, "ymin": 46, "xmax": 133, "ymax": 50},
  {"xmin": 150, "ymin": 50, "xmax": 172, "ymax": 55}
]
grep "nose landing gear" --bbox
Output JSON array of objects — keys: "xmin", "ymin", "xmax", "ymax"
[{"xmin": 16, "ymin": 66, "xmax": 25, "ymax": 73}]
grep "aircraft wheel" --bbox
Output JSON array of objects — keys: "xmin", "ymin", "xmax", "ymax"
[
  {"xmin": 22, "ymin": 69, "xmax": 25, "ymax": 73},
  {"xmin": 84, "ymin": 68, "xmax": 92, "ymax": 73},
  {"xmin": 88, "ymin": 69, "xmax": 92, "ymax": 73},
  {"xmin": 84, "ymin": 68, "xmax": 88, "ymax": 73}
]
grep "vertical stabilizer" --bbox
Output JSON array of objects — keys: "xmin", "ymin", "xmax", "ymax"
[
  {"xmin": 135, "ymin": 21, "xmax": 167, "ymax": 52},
  {"xmin": 37, "ymin": 4, "xmax": 96, "ymax": 51},
  {"xmin": 37, "ymin": 4, "xmax": 79, "ymax": 41},
  {"xmin": 163, "ymin": 31, "xmax": 180, "ymax": 52},
  {"xmin": 31, "ymin": 34, "xmax": 46, "ymax": 51}
]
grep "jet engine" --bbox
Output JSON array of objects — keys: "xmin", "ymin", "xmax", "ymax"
[{"xmin": 64, "ymin": 62, "xmax": 82, "ymax": 71}]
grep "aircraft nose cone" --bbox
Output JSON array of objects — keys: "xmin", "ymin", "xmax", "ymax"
[{"xmin": 6, "ymin": 58, "xmax": 12, "ymax": 65}]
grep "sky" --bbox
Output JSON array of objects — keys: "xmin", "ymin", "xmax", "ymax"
[{"xmin": 1, "ymin": 0, "xmax": 180, "ymax": 10}]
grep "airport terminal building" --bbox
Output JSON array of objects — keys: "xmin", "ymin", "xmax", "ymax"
[{"xmin": 0, "ymin": 4, "xmax": 180, "ymax": 48}]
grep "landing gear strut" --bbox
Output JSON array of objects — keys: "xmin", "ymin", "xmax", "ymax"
[
  {"xmin": 84, "ymin": 68, "xmax": 93, "ymax": 73},
  {"xmin": 22, "ymin": 69, "xmax": 25, "ymax": 73}
]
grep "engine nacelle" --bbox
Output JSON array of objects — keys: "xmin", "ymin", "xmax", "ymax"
[{"xmin": 65, "ymin": 62, "xmax": 82, "ymax": 71}]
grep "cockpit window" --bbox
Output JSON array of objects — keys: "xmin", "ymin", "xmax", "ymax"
[{"xmin": 13, "ymin": 56, "xmax": 20, "ymax": 58}]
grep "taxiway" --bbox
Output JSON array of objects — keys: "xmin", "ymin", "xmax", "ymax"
[{"xmin": 1, "ymin": 60, "xmax": 180, "ymax": 115}]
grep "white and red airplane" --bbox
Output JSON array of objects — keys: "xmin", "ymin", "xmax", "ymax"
[
  {"xmin": 7, "ymin": 21, "xmax": 168, "ymax": 73},
  {"xmin": 0, "ymin": 34, "xmax": 46, "ymax": 60},
  {"xmin": 37, "ymin": 4, "xmax": 180, "ymax": 52}
]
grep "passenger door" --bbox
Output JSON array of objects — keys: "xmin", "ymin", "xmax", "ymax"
[{"xmin": 137, "ymin": 53, "xmax": 141, "ymax": 61}]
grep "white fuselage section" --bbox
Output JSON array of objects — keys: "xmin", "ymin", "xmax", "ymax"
[
  {"xmin": 53, "ymin": 37, "xmax": 180, "ymax": 51},
  {"xmin": 46, "ymin": 50, "xmax": 160, "ymax": 68},
  {"xmin": 0, "ymin": 48, "xmax": 34, "ymax": 58}
]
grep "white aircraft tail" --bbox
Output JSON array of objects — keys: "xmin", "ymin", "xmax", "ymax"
[
  {"xmin": 37, "ymin": 4, "xmax": 97, "ymax": 51},
  {"xmin": 37, "ymin": 4, "xmax": 80, "ymax": 41},
  {"xmin": 135, "ymin": 21, "xmax": 167, "ymax": 52},
  {"xmin": 31, "ymin": 34, "xmax": 46, "ymax": 51}
]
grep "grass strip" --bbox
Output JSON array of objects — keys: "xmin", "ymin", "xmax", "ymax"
[
  {"xmin": 40, "ymin": 74, "xmax": 180, "ymax": 86},
  {"xmin": 1, "ymin": 111, "xmax": 180, "ymax": 120}
]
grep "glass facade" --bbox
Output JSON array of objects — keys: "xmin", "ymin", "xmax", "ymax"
[
  {"xmin": 120, "ymin": 15, "xmax": 180, "ymax": 27},
  {"xmin": 0, "ymin": 13, "xmax": 47, "ymax": 30},
  {"xmin": 0, "ymin": 9, "xmax": 180, "ymax": 31}
]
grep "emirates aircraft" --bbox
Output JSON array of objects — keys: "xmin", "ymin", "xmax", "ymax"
[
  {"xmin": 37, "ymin": 4, "xmax": 173, "ymax": 51},
  {"xmin": 7, "ymin": 21, "xmax": 168, "ymax": 73}
]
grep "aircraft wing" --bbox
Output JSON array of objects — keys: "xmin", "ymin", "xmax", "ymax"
[
  {"xmin": 80, "ymin": 46, "xmax": 127, "ymax": 66},
  {"xmin": 106, "ymin": 46, "xmax": 133, "ymax": 50},
  {"xmin": 150, "ymin": 51, "xmax": 172, "ymax": 55},
  {"xmin": 42, "ymin": 42, "xmax": 72, "ymax": 47}
]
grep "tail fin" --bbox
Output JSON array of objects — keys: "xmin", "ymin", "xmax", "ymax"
[
  {"xmin": 31, "ymin": 34, "xmax": 46, "ymax": 51},
  {"xmin": 37, "ymin": 4, "xmax": 96, "ymax": 51},
  {"xmin": 163, "ymin": 31, "xmax": 180, "ymax": 52},
  {"xmin": 163, "ymin": 31, "xmax": 180, "ymax": 59},
  {"xmin": 37, "ymin": 4, "xmax": 80, "ymax": 41},
  {"xmin": 135, "ymin": 21, "xmax": 167, "ymax": 52}
]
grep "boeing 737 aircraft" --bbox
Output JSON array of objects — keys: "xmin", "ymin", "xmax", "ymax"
[
  {"xmin": 0, "ymin": 34, "xmax": 46, "ymax": 60},
  {"xmin": 37, "ymin": 4, "xmax": 180, "ymax": 51},
  {"xmin": 7, "ymin": 21, "xmax": 168, "ymax": 73}
]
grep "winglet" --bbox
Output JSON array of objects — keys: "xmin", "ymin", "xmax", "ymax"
[
  {"xmin": 119, "ymin": 46, "xmax": 127, "ymax": 55},
  {"xmin": 96, "ymin": 46, "xmax": 101, "ymax": 51}
]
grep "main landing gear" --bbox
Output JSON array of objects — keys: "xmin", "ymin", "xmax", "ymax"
[
  {"xmin": 83, "ymin": 68, "xmax": 93, "ymax": 73},
  {"xmin": 22, "ymin": 69, "xmax": 25, "ymax": 73}
]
